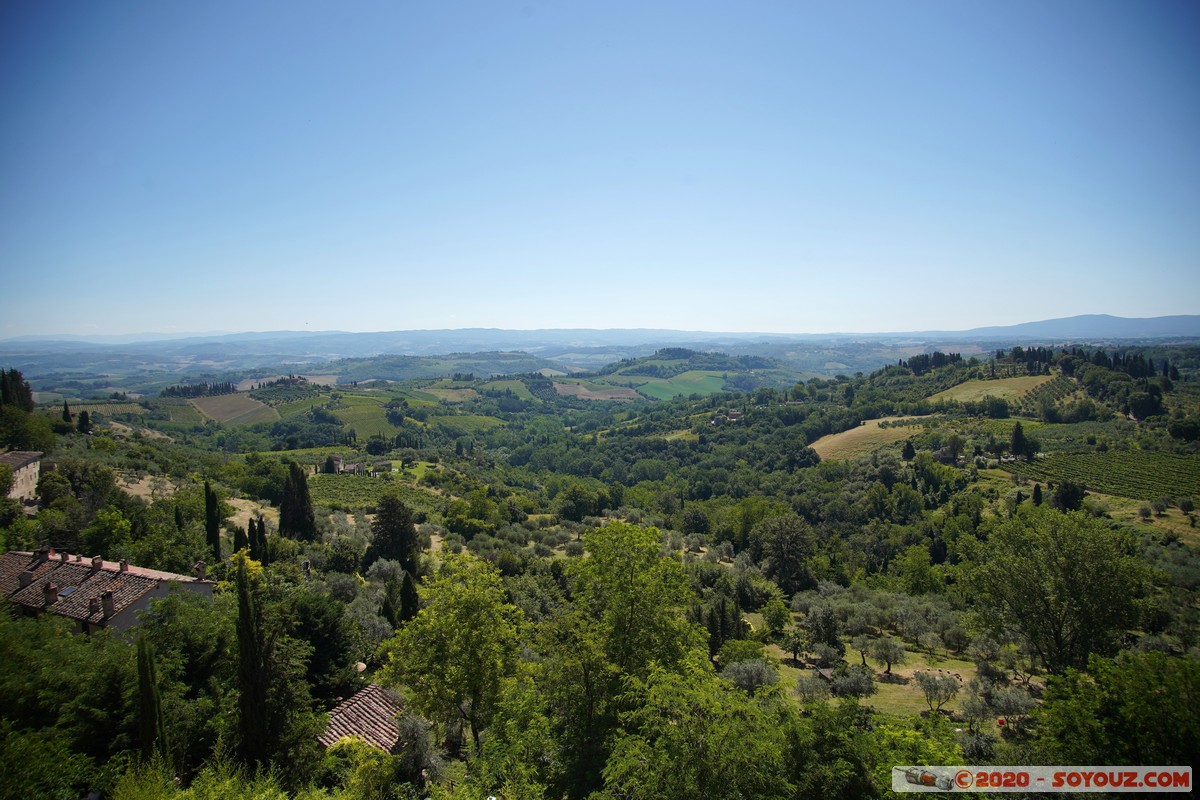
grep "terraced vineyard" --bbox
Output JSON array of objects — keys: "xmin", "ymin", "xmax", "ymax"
[
  {"xmin": 68, "ymin": 402, "xmax": 147, "ymax": 416},
  {"xmin": 1006, "ymin": 451, "xmax": 1200, "ymax": 500}
]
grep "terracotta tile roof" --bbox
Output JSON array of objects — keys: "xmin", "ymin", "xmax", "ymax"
[
  {"xmin": 0, "ymin": 551, "xmax": 210, "ymax": 626},
  {"xmin": 319, "ymin": 684, "xmax": 406, "ymax": 753}
]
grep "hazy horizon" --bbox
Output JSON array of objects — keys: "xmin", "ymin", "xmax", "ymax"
[
  {"xmin": 4, "ymin": 312, "xmax": 1200, "ymax": 347},
  {"xmin": 3, "ymin": 1, "xmax": 1198, "ymax": 337}
]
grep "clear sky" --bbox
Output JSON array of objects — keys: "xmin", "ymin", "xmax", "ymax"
[{"xmin": 2, "ymin": 0, "xmax": 1197, "ymax": 337}]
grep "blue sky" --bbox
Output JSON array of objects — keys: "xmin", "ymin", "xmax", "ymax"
[{"xmin": 2, "ymin": 0, "xmax": 1197, "ymax": 337}]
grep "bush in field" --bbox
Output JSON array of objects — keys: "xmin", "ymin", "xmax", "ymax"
[{"xmin": 722, "ymin": 658, "xmax": 778, "ymax": 695}]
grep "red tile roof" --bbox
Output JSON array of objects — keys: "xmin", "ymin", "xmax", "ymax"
[
  {"xmin": 319, "ymin": 684, "xmax": 406, "ymax": 753},
  {"xmin": 0, "ymin": 550, "xmax": 210, "ymax": 626}
]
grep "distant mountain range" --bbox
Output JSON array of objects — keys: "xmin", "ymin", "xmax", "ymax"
[
  {"xmin": 920, "ymin": 314, "xmax": 1200, "ymax": 340},
  {"xmin": 3, "ymin": 315, "xmax": 1198, "ymax": 397}
]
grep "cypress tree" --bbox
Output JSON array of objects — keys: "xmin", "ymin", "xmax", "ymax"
[
  {"xmin": 399, "ymin": 570, "xmax": 420, "ymax": 623},
  {"xmin": 1011, "ymin": 422, "xmax": 1028, "ymax": 462},
  {"xmin": 250, "ymin": 516, "xmax": 269, "ymax": 565},
  {"xmin": 62, "ymin": 400, "xmax": 72, "ymax": 423},
  {"xmin": 236, "ymin": 556, "xmax": 269, "ymax": 771},
  {"xmin": 279, "ymin": 463, "xmax": 316, "ymax": 541},
  {"xmin": 381, "ymin": 582, "xmax": 400, "ymax": 628},
  {"xmin": 136, "ymin": 635, "xmax": 170, "ymax": 767},
  {"xmin": 204, "ymin": 481, "xmax": 221, "ymax": 562},
  {"xmin": 174, "ymin": 505, "xmax": 185, "ymax": 530},
  {"xmin": 364, "ymin": 492, "xmax": 418, "ymax": 573},
  {"xmin": 233, "ymin": 525, "xmax": 248, "ymax": 553},
  {"xmin": 1032, "ymin": 483, "xmax": 1043, "ymax": 506},
  {"xmin": 76, "ymin": 409, "xmax": 91, "ymax": 434}
]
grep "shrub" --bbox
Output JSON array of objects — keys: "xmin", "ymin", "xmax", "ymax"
[
  {"xmin": 830, "ymin": 664, "xmax": 876, "ymax": 698},
  {"xmin": 722, "ymin": 658, "xmax": 778, "ymax": 695}
]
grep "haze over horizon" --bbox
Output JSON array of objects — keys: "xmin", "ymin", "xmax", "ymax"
[{"xmin": 3, "ymin": 1, "xmax": 1198, "ymax": 338}]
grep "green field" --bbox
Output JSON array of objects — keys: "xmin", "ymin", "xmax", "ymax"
[
  {"xmin": 631, "ymin": 370, "xmax": 728, "ymax": 400},
  {"xmin": 552, "ymin": 380, "xmax": 642, "ymax": 401},
  {"xmin": 928, "ymin": 375, "xmax": 1053, "ymax": 403},
  {"xmin": 1005, "ymin": 450, "xmax": 1200, "ymax": 500},
  {"xmin": 481, "ymin": 379, "xmax": 534, "ymax": 400},
  {"xmin": 308, "ymin": 474, "xmax": 444, "ymax": 514},
  {"xmin": 246, "ymin": 446, "xmax": 356, "ymax": 463},
  {"xmin": 422, "ymin": 387, "xmax": 479, "ymax": 403},
  {"xmin": 276, "ymin": 396, "xmax": 329, "ymax": 418},
  {"xmin": 332, "ymin": 395, "xmax": 402, "ymax": 439},
  {"xmin": 761, "ymin": 637, "xmax": 980, "ymax": 718},
  {"xmin": 810, "ymin": 417, "xmax": 931, "ymax": 461},
  {"xmin": 430, "ymin": 414, "xmax": 504, "ymax": 436}
]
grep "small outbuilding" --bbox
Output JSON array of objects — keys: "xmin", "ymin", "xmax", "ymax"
[{"xmin": 319, "ymin": 684, "xmax": 406, "ymax": 754}]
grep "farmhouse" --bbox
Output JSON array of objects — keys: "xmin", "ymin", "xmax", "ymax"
[
  {"xmin": 1, "ymin": 450, "xmax": 41, "ymax": 503},
  {"xmin": 0, "ymin": 549, "xmax": 214, "ymax": 634},
  {"xmin": 318, "ymin": 683, "xmax": 406, "ymax": 753}
]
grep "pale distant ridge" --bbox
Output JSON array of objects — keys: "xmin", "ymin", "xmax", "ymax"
[{"xmin": 4, "ymin": 314, "xmax": 1199, "ymax": 348}]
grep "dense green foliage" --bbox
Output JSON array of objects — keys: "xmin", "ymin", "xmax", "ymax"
[{"xmin": 1, "ymin": 342, "xmax": 1198, "ymax": 798}]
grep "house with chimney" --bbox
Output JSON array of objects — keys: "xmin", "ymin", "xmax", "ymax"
[{"xmin": 0, "ymin": 549, "xmax": 214, "ymax": 634}]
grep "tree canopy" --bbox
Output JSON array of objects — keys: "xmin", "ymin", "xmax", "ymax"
[{"xmin": 968, "ymin": 507, "xmax": 1151, "ymax": 673}]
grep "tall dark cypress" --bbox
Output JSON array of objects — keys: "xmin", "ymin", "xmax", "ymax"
[
  {"xmin": 364, "ymin": 493, "xmax": 419, "ymax": 573},
  {"xmin": 399, "ymin": 570, "xmax": 420, "ymax": 623},
  {"xmin": 62, "ymin": 400, "xmax": 72, "ymax": 423},
  {"xmin": 137, "ymin": 635, "xmax": 170, "ymax": 767},
  {"xmin": 236, "ymin": 557, "xmax": 268, "ymax": 771},
  {"xmin": 233, "ymin": 525, "xmax": 248, "ymax": 553},
  {"xmin": 279, "ymin": 463, "xmax": 316, "ymax": 541},
  {"xmin": 204, "ymin": 481, "xmax": 221, "ymax": 562},
  {"xmin": 250, "ymin": 516, "xmax": 269, "ymax": 565}
]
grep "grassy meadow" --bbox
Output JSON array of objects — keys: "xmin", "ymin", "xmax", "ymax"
[
  {"xmin": 927, "ymin": 375, "xmax": 1054, "ymax": 403},
  {"xmin": 810, "ymin": 416, "xmax": 931, "ymax": 461}
]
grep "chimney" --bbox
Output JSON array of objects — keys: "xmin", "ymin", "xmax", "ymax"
[
  {"xmin": 89, "ymin": 597, "xmax": 102, "ymax": 615},
  {"xmin": 101, "ymin": 591, "xmax": 115, "ymax": 618},
  {"xmin": 59, "ymin": 551, "xmax": 69, "ymax": 563},
  {"xmin": 35, "ymin": 549, "xmax": 49, "ymax": 564},
  {"xmin": 43, "ymin": 582, "xmax": 59, "ymax": 607},
  {"xmin": 18, "ymin": 571, "xmax": 34, "ymax": 588},
  {"xmin": 91, "ymin": 555, "xmax": 103, "ymax": 572},
  {"xmin": 193, "ymin": 560, "xmax": 207, "ymax": 581},
  {"xmin": 74, "ymin": 553, "xmax": 82, "ymax": 562},
  {"xmin": 118, "ymin": 559, "xmax": 129, "ymax": 572}
]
